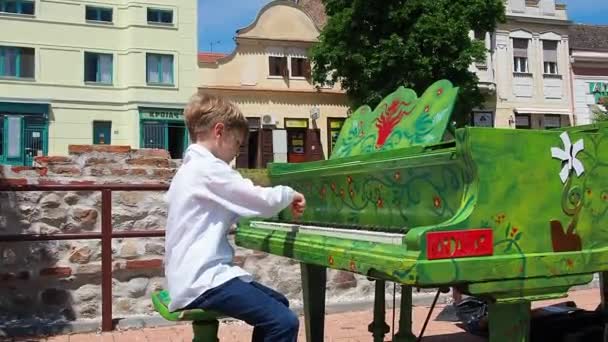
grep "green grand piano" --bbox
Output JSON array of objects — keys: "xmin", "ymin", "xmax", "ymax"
[{"xmin": 235, "ymin": 80, "xmax": 608, "ymax": 342}]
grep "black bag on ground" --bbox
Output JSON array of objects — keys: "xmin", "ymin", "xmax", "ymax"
[{"xmin": 454, "ymin": 298, "xmax": 606, "ymax": 341}]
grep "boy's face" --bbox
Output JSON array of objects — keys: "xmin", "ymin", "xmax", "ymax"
[{"xmin": 216, "ymin": 124, "xmax": 245, "ymax": 163}]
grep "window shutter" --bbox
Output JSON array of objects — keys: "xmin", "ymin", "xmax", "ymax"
[
  {"xmin": 303, "ymin": 59, "xmax": 312, "ymax": 79},
  {"xmin": 513, "ymin": 39, "xmax": 528, "ymax": 58},
  {"xmin": 543, "ymin": 40, "xmax": 558, "ymax": 63},
  {"xmin": 280, "ymin": 57, "xmax": 288, "ymax": 78}
]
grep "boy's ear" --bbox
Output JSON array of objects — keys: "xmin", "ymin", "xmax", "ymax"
[{"xmin": 213, "ymin": 122, "xmax": 225, "ymax": 138}]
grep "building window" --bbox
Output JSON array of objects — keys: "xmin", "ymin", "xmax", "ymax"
[
  {"xmin": 269, "ymin": 56, "xmax": 287, "ymax": 77},
  {"xmin": 513, "ymin": 38, "xmax": 529, "ymax": 73},
  {"xmin": 543, "ymin": 40, "xmax": 558, "ymax": 75},
  {"xmin": 146, "ymin": 53, "xmax": 174, "ymax": 85},
  {"xmin": 84, "ymin": 52, "xmax": 113, "ymax": 84},
  {"xmin": 0, "ymin": 0, "xmax": 34, "ymax": 15},
  {"xmin": 472, "ymin": 112, "xmax": 494, "ymax": 127},
  {"xmin": 93, "ymin": 121, "xmax": 112, "ymax": 145},
  {"xmin": 515, "ymin": 114, "xmax": 531, "ymax": 129},
  {"xmin": 290, "ymin": 57, "xmax": 310, "ymax": 78},
  {"xmin": 147, "ymin": 8, "xmax": 173, "ymax": 24},
  {"xmin": 0, "ymin": 46, "xmax": 35, "ymax": 78},
  {"xmin": 544, "ymin": 115, "xmax": 561, "ymax": 129},
  {"xmin": 86, "ymin": 6, "xmax": 113, "ymax": 22}
]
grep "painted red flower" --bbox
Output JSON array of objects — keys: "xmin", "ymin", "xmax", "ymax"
[
  {"xmin": 340, "ymin": 189, "xmax": 345, "ymax": 198},
  {"xmin": 377, "ymin": 197, "xmax": 384, "ymax": 208},
  {"xmin": 349, "ymin": 190, "xmax": 355, "ymax": 198},
  {"xmin": 424, "ymin": 105, "xmax": 430, "ymax": 113},
  {"xmin": 328, "ymin": 256, "xmax": 335, "ymax": 265},
  {"xmin": 394, "ymin": 171, "xmax": 401, "ymax": 181},
  {"xmin": 331, "ymin": 183, "xmax": 336, "ymax": 192},
  {"xmin": 375, "ymin": 101, "xmax": 411, "ymax": 148},
  {"xmin": 433, "ymin": 196, "xmax": 442, "ymax": 208},
  {"xmin": 510, "ymin": 227, "xmax": 519, "ymax": 238},
  {"xmin": 349, "ymin": 260, "xmax": 357, "ymax": 272},
  {"xmin": 437, "ymin": 88, "xmax": 444, "ymax": 96},
  {"xmin": 494, "ymin": 213, "xmax": 506, "ymax": 224},
  {"xmin": 347, "ymin": 176, "xmax": 353, "ymax": 184},
  {"xmin": 566, "ymin": 259, "xmax": 574, "ymax": 268}
]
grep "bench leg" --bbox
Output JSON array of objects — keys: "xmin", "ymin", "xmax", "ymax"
[
  {"xmin": 488, "ymin": 301, "xmax": 530, "ymax": 342},
  {"xmin": 192, "ymin": 319, "xmax": 219, "ymax": 342}
]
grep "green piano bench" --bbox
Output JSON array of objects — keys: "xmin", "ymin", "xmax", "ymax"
[{"xmin": 151, "ymin": 290, "xmax": 223, "ymax": 342}]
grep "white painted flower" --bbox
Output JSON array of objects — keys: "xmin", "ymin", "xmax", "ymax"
[{"xmin": 551, "ymin": 132, "xmax": 585, "ymax": 183}]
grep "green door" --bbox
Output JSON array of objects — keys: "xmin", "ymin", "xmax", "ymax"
[
  {"xmin": 24, "ymin": 123, "xmax": 47, "ymax": 166},
  {"xmin": 93, "ymin": 121, "xmax": 112, "ymax": 145},
  {"xmin": 140, "ymin": 120, "xmax": 189, "ymax": 159}
]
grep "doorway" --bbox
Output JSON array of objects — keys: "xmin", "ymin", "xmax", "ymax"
[
  {"xmin": 247, "ymin": 130, "xmax": 259, "ymax": 168},
  {"xmin": 167, "ymin": 124, "xmax": 186, "ymax": 159}
]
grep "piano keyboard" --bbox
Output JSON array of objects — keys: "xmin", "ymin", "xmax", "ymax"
[{"xmin": 248, "ymin": 221, "xmax": 405, "ymax": 245}]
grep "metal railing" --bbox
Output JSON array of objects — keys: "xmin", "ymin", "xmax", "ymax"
[{"xmin": 0, "ymin": 183, "xmax": 169, "ymax": 332}]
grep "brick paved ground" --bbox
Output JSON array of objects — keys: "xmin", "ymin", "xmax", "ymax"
[{"xmin": 8, "ymin": 289, "xmax": 601, "ymax": 342}]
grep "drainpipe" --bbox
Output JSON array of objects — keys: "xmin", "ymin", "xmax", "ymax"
[{"xmin": 569, "ymin": 53, "xmax": 577, "ymax": 126}]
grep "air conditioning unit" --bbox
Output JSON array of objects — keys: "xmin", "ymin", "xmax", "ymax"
[{"xmin": 262, "ymin": 114, "xmax": 277, "ymax": 126}]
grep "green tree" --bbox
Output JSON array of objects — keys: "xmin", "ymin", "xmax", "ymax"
[
  {"xmin": 591, "ymin": 97, "xmax": 608, "ymax": 123},
  {"xmin": 310, "ymin": 0, "xmax": 506, "ymax": 125}
]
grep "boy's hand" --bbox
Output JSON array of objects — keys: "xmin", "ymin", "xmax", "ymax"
[{"xmin": 291, "ymin": 192, "xmax": 306, "ymax": 219}]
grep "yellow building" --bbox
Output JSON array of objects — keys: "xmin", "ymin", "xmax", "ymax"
[
  {"xmin": 198, "ymin": 1, "xmax": 349, "ymax": 168},
  {"xmin": 0, "ymin": 0, "xmax": 198, "ymax": 165}
]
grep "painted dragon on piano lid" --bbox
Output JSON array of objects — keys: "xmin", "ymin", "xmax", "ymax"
[{"xmin": 236, "ymin": 79, "xmax": 608, "ymax": 342}]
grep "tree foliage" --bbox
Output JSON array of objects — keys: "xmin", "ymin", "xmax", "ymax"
[
  {"xmin": 591, "ymin": 97, "xmax": 608, "ymax": 123},
  {"xmin": 310, "ymin": 0, "xmax": 506, "ymax": 124}
]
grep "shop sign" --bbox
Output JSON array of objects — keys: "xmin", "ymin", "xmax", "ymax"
[
  {"xmin": 473, "ymin": 112, "xmax": 493, "ymax": 127},
  {"xmin": 590, "ymin": 82, "xmax": 608, "ymax": 104},
  {"xmin": 140, "ymin": 108, "xmax": 184, "ymax": 122},
  {"xmin": 285, "ymin": 119, "xmax": 308, "ymax": 129}
]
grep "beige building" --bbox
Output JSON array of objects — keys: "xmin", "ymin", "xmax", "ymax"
[
  {"xmin": 198, "ymin": 1, "xmax": 349, "ymax": 168},
  {"xmin": 569, "ymin": 25, "xmax": 608, "ymax": 125},
  {"xmin": 0, "ymin": 0, "xmax": 198, "ymax": 165},
  {"xmin": 484, "ymin": 0, "xmax": 573, "ymax": 129}
]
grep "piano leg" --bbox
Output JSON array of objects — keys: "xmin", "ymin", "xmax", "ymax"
[
  {"xmin": 393, "ymin": 285, "xmax": 416, "ymax": 342},
  {"xmin": 301, "ymin": 263, "xmax": 326, "ymax": 342},
  {"xmin": 600, "ymin": 271, "xmax": 608, "ymax": 342},
  {"xmin": 488, "ymin": 301, "xmax": 531, "ymax": 342},
  {"xmin": 368, "ymin": 280, "xmax": 390, "ymax": 342}
]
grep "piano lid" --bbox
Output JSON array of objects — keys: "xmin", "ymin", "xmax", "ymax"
[{"xmin": 330, "ymin": 79, "xmax": 459, "ymax": 160}]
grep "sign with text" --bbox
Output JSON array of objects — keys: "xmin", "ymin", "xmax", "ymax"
[
  {"xmin": 285, "ymin": 118, "xmax": 309, "ymax": 129},
  {"xmin": 140, "ymin": 108, "xmax": 184, "ymax": 122},
  {"xmin": 590, "ymin": 82, "xmax": 608, "ymax": 104}
]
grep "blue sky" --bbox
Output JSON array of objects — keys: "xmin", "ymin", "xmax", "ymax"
[{"xmin": 198, "ymin": 0, "xmax": 607, "ymax": 53}]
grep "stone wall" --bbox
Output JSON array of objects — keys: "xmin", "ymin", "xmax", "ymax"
[{"xmin": 0, "ymin": 145, "xmax": 385, "ymax": 333}]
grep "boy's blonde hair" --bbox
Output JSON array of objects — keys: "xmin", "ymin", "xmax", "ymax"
[{"xmin": 184, "ymin": 92, "xmax": 248, "ymax": 141}]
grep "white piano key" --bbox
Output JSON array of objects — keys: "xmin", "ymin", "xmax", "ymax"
[{"xmin": 248, "ymin": 221, "xmax": 405, "ymax": 245}]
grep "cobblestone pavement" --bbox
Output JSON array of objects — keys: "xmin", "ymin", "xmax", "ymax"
[{"xmin": 6, "ymin": 289, "xmax": 601, "ymax": 342}]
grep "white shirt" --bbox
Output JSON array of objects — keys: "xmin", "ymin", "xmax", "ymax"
[{"xmin": 164, "ymin": 144, "xmax": 295, "ymax": 312}]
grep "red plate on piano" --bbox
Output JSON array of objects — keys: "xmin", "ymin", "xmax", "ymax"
[{"xmin": 426, "ymin": 229, "xmax": 493, "ymax": 260}]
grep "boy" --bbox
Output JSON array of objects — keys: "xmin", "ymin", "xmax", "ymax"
[{"xmin": 165, "ymin": 92, "xmax": 306, "ymax": 341}]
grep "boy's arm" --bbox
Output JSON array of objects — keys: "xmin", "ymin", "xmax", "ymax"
[{"xmin": 200, "ymin": 162, "xmax": 296, "ymax": 218}]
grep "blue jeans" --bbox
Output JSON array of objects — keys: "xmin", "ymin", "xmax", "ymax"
[{"xmin": 185, "ymin": 277, "xmax": 299, "ymax": 341}]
